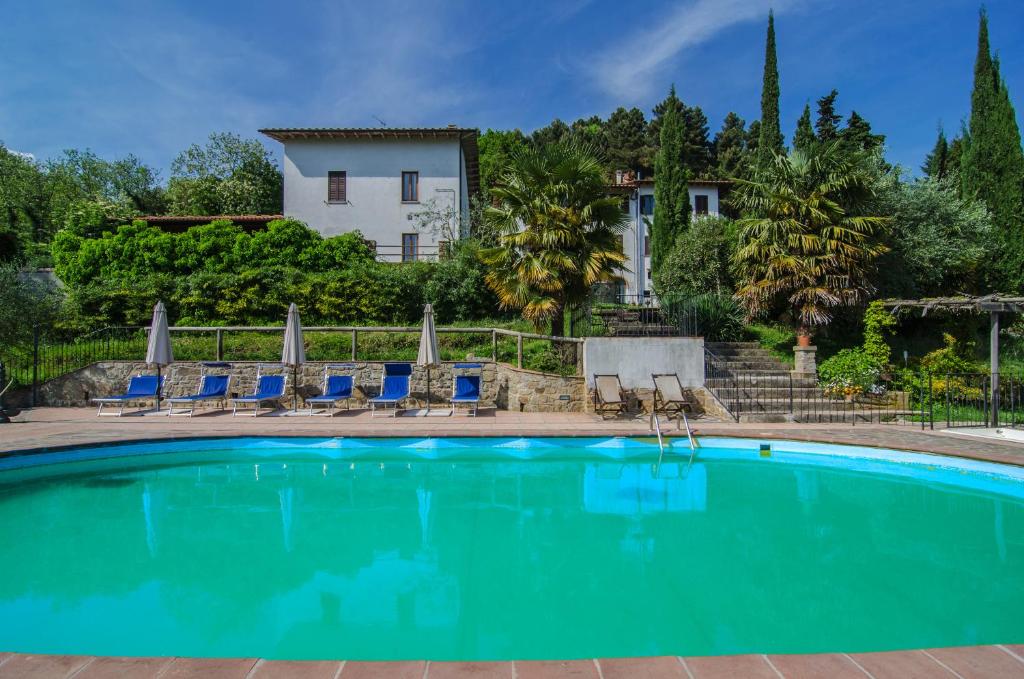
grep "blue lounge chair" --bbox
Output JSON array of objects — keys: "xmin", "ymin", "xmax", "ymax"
[
  {"xmin": 92, "ymin": 374, "xmax": 163, "ymax": 417},
  {"xmin": 450, "ymin": 363, "xmax": 482, "ymax": 416},
  {"xmin": 305, "ymin": 365, "xmax": 355, "ymax": 416},
  {"xmin": 167, "ymin": 374, "xmax": 231, "ymax": 417},
  {"xmin": 231, "ymin": 370, "xmax": 287, "ymax": 416},
  {"xmin": 369, "ymin": 363, "xmax": 412, "ymax": 417}
]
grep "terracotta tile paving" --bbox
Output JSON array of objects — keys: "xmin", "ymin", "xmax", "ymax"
[
  {"xmin": 766, "ymin": 653, "xmax": 866, "ymax": 679},
  {"xmin": 924, "ymin": 646, "xmax": 1024, "ymax": 678},
  {"xmin": 160, "ymin": 656, "xmax": 258, "ymax": 679},
  {"xmin": 73, "ymin": 656, "xmax": 174, "ymax": 679},
  {"xmin": 597, "ymin": 656, "xmax": 687, "ymax": 679},
  {"xmin": 427, "ymin": 661, "xmax": 515, "ymax": 678},
  {"xmin": 514, "ymin": 659, "xmax": 600, "ymax": 678},
  {"xmin": 681, "ymin": 654, "xmax": 778, "ymax": 679},
  {"xmin": 248, "ymin": 659, "xmax": 343, "ymax": 678},
  {"xmin": 0, "ymin": 654, "xmax": 93, "ymax": 679},
  {"xmin": 847, "ymin": 650, "xmax": 957, "ymax": 678},
  {"xmin": 340, "ymin": 661, "xmax": 424, "ymax": 678}
]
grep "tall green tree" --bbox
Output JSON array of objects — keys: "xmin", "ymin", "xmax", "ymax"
[
  {"xmin": 570, "ymin": 115, "xmax": 608, "ymax": 158},
  {"xmin": 530, "ymin": 119, "xmax": 571, "ymax": 148},
  {"xmin": 681, "ymin": 105, "xmax": 713, "ymax": 178},
  {"xmin": 792, "ymin": 104, "xmax": 815, "ymax": 154},
  {"xmin": 478, "ymin": 128, "xmax": 528, "ymax": 199},
  {"xmin": 605, "ymin": 107, "xmax": 651, "ymax": 173},
  {"xmin": 167, "ymin": 132, "xmax": 282, "ymax": 215},
  {"xmin": 651, "ymin": 87, "xmax": 691, "ymax": 276},
  {"xmin": 960, "ymin": 9, "xmax": 1024, "ymax": 291},
  {"xmin": 757, "ymin": 11, "xmax": 784, "ymax": 170},
  {"xmin": 843, "ymin": 111, "xmax": 885, "ymax": 152},
  {"xmin": 922, "ymin": 126, "xmax": 951, "ymax": 180},
  {"xmin": 732, "ymin": 142, "xmax": 890, "ymax": 337},
  {"xmin": 814, "ymin": 89, "xmax": 842, "ymax": 142},
  {"xmin": 478, "ymin": 141, "xmax": 628, "ymax": 334},
  {"xmin": 713, "ymin": 112, "xmax": 748, "ymax": 179}
]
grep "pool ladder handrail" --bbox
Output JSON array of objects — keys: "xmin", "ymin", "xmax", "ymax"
[{"xmin": 651, "ymin": 410, "xmax": 699, "ymax": 470}]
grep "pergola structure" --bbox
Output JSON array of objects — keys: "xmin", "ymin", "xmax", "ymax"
[{"xmin": 882, "ymin": 294, "xmax": 1024, "ymax": 426}]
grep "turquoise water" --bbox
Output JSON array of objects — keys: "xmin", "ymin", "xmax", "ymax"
[{"xmin": 0, "ymin": 436, "xmax": 1022, "ymax": 660}]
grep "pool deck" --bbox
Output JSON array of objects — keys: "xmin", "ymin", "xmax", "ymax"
[
  {"xmin": 2, "ymin": 408, "xmax": 1023, "ymax": 678},
  {"xmin": 0, "ymin": 648, "xmax": 1023, "ymax": 679},
  {"xmin": 2, "ymin": 407, "xmax": 1023, "ymax": 467}
]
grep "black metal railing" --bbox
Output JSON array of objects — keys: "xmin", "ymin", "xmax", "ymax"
[
  {"xmin": 938, "ymin": 372, "xmax": 1023, "ymax": 428},
  {"xmin": 703, "ymin": 349, "xmax": 933, "ymax": 426}
]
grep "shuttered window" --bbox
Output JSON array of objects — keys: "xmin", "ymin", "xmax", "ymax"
[
  {"xmin": 402, "ymin": 171, "xmax": 419, "ymax": 202},
  {"xmin": 694, "ymin": 194, "xmax": 709, "ymax": 215},
  {"xmin": 639, "ymin": 195, "xmax": 654, "ymax": 215},
  {"xmin": 328, "ymin": 171, "xmax": 347, "ymax": 203},
  {"xmin": 402, "ymin": 233, "xmax": 419, "ymax": 262}
]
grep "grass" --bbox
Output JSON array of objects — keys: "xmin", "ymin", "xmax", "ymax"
[{"xmin": 0, "ymin": 319, "xmax": 580, "ymax": 390}]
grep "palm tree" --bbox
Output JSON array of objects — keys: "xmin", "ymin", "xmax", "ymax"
[
  {"xmin": 479, "ymin": 141, "xmax": 628, "ymax": 335},
  {"xmin": 732, "ymin": 141, "xmax": 889, "ymax": 340}
]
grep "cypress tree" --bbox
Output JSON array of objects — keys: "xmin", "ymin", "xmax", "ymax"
[
  {"xmin": 681, "ymin": 104, "xmax": 713, "ymax": 178},
  {"xmin": 922, "ymin": 126, "xmax": 950, "ymax": 180},
  {"xmin": 713, "ymin": 112, "xmax": 748, "ymax": 179},
  {"xmin": 793, "ymin": 103, "xmax": 815, "ymax": 154},
  {"xmin": 843, "ymin": 111, "xmax": 885, "ymax": 152},
  {"xmin": 814, "ymin": 89, "xmax": 842, "ymax": 142},
  {"xmin": 756, "ymin": 11, "xmax": 784, "ymax": 169},
  {"xmin": 961, "ymin": 9, "xmax": 1024, "ymax": 291},
  {"xmin": 651, "ymin": 86, "xmax": 691, "ymax": 276}
]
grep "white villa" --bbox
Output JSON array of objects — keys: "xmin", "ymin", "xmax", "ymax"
[
  {"xmin": 260, "ymin": 126, "xmax": 479, "ymax": 262},
  {"xmin": 610, "ymin": 175, "xmax": 726, "ymax": 301}
]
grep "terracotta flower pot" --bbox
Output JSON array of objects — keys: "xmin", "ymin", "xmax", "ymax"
[{"xmin": 797, "ymin": 333, "xmax": 812, "ymax": 348}]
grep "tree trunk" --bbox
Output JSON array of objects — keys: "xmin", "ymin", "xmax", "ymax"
[{"xmin": 550, "ymin": 306, "xmax": 565, "ymax": 338}]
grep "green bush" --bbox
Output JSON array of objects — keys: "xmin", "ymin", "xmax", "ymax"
[
  {"xmin": 662, "ymin": 292, "xmax": 744, "ymax": 341},
  {"xmin": 51, "ymin": 218, "xmax": 500, "ymax": 328},
  {"xmin": 817, "ymin": 348, "xmax": 880, "ymax": 397},
  {"xmin": 653, "ymin": 215, "xmax": 736, "ymax": 298},
  {"xmin": 920, "ymin": 333, "xmax": 976, "ymax": 375}
]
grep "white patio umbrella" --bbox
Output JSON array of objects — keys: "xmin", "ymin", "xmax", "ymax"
[
  {"xmin": 281, "ymin": 303, "xmax": 306, "ymax": 412},
  {"xmin": 417, "ymin": 303, "xmax": 439, "ymax": 414},
  {"xmin": 145, "ymin": 301, "xmax": 173, "ymax": 411}
]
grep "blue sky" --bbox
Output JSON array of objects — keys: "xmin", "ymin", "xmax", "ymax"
[{"xmin": 2, "ymin": 0, "xmax": 1022, "ymax": 178}]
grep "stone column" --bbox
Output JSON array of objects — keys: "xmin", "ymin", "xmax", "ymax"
[{"xmin": 793, "ymin": 345, "xmax": 817, "ymax": 377}]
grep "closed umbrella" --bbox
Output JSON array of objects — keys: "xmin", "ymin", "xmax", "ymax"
[
  {"xmin": 281, "ymin": 303, "xmax": 306, "ymax": 412},
  {"xmin": 417, "ymin": 303, "xmax": 439, "ymax": 414},
  {"xmin": 145, "ymin": 301, "xmax": 173, "ymax": 412}
]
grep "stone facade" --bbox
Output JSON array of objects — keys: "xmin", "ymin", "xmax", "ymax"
[
  {"xmin": 495, "ymin": 365, "xmax": 587, "ymax": 412},
  {"xmin": 18, "ymin": 361, "xmax": 501, "ymax": 409},
  {"xmin": 793, "ymin": 345, "xmax": 818, "ymax": 376}
]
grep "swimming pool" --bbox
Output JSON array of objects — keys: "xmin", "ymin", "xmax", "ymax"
[{"xmin": 0, "ymin": 436, "xmax": 1021, "ymax": 660}]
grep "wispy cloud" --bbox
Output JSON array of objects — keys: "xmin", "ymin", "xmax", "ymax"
[
  {"xmin": 307, "ymin": 0, "xmax": 482, "ymax": 127},
  {"xmin": 583, "ymin": 0, "xmax": 805, "ymax": 101}
]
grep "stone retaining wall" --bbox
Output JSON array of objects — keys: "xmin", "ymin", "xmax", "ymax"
[
  {"xmin": 495, "ymin": 364, "xmax": 587, "ymax": 412},
  {"xmin": 17, "ymin": 361, "xmax": 500, "ymax": 409}
]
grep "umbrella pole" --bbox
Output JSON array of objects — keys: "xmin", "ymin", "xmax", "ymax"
[
  {"xmin": 293, "ymin": 366, "xmax": 298, "ymax": 412},
  {"xmin": 156, "ymin": 365, "xmax": 161, "ymax": 413},
  {"xmin": 426, "ymin": 366, "xmax": 431, "ymax": 413}
]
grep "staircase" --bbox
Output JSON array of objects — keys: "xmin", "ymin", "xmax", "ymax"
[{"xmin": 704, "ymin": 342, "xmax": 865, "ymax": 423}]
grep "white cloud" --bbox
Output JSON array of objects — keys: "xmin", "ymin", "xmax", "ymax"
[{"xmin": 584, "ymin": 0, "xmax": 805, "ymax": 101}]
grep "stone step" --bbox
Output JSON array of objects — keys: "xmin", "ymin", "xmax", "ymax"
[
  {"xmin": 706, "ymin": 376, "xmax": 818, "ymax": 388},
  {"xmin": 713, "ymin": 360, "xmax": 792, "ymax": 370},
  {"xmin": 711, "ymin": 387, "xmax": 824, "ymax": 399}
]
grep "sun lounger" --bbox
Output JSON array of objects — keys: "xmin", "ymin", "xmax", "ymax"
[
  {"xmin": 450, "ymin": 363, "xmax": 482, "ymax": 416},
  {"xmin": 167, "ymin": 374, "xmax": 231, "ymax": 417},
  {"xmin": 593, "ymin": 374, "xmax": 626, "ymax": 417},
  {"xmin": 653, "ymin": 372, "xmax": 696, "ymax": 431},
  {"xmin": 92, "ymin": 375, "xmax": 163, "ymax": 417},
  {"xmin": 369, "ymin": 363, "xmax": 412, "ymax": 417},
  {"xmin": 231, "ymin": 370, "xmax": 287, "ymax": 416},
  {"xmin": 305, "ymin": 365, "xmax": 355, "ymax": 416},
  {"xmin": 652, "ymin": 373, "xmax": 694, "ymax": 417}
]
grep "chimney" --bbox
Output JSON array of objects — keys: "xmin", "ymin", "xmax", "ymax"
[{"xmin": 615, "ymin": 170, "xmax": 623, "ymax": 184}]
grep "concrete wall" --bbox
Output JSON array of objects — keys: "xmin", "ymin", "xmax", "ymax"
[
  {"xmin": 583, "ymin": 337, "xmax": 704, "ymax": 389},
  {"xmin": 282, "ymin": 138, "xmax": 465, "ymax": 255}
]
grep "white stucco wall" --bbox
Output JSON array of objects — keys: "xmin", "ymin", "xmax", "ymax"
[
  {"xmin": 583, "ymin": 337, "xmax": 705, "ymax": 389},
  {"xmin": 623, "ymin": 183, "xmax": 721, "ymax": 296},
  {"xmin": 282, "ymin": 138, "xmax": 466, "ymax": 257}
]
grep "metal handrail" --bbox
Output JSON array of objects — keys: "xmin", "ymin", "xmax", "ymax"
[{"xmin": 650, "ymin": 410, "xmax": 666, "ymax": 465}]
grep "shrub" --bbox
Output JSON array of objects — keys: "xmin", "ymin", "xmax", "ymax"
[
  {"xmin": 920, "ymin": 333, "xmax": 976, "ymax": 375},
  {"xmin": 662, "ymin": 292, "xmax": 744, "ymax": 341},
  {"xmin": 862, "ymin": 300, "xmax": 896, "ymax": 368},
  {"xmin": 818, "ymin": 348, "xmax": 880, "ymax": 398},
  {"xmin": 653, "ymin": 215, "xmax": 736, "ymax": 298}
]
